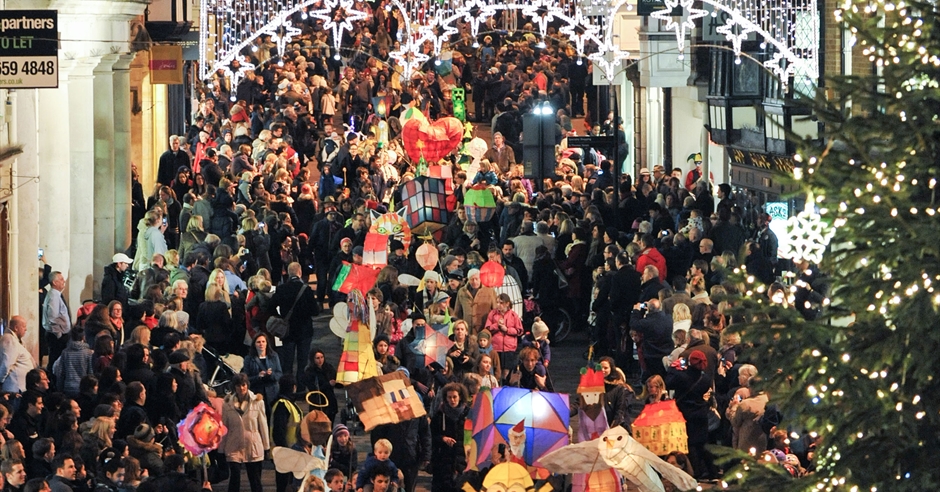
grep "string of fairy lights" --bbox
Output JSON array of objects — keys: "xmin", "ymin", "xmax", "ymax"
[{"xmin": 199, "ymin": 0, "xmax": 819, "ymax": 88}]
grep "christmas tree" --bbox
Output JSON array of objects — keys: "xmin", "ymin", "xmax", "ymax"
[{"xmin": 722, "ymin": 0, "xmax": 940, "ymax": 490}]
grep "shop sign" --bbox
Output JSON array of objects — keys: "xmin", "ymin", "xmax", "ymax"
[
  {"xmin": 0, "ymin": 10, "xmax": 58, "ymax": 89},
  {"xmin": 727, "ymin": 147, "xmax": 794, "ymax": 174}
]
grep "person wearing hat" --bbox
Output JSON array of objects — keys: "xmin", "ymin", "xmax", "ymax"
[
  {"xmin": 426, "ymin": 290, "xmax": 452, "ymax": 325},
  {"xmin": 454, "ymin": 268, "xmax": 499, "ymax": 334},
  {"xmin": 684, "ymin": 152, "xmax": 714, "ymax": 192},
  {"xmin": 415, "ymin": 270, "xmax": 443, "ymax": 318},
  {"xmin": 167, "ymin": 350, "xmax": 207, "ymax": 415},
  {"xmin": 329, "ymin": 423, "xmax": 358, "ymax": 481},
  {"xmin": 444, "ymin": 271, "xmax": 464, "ymax": 309},
  {"xmin": 128, "ymin": 423, "xmax": 165, "ymax": 476},
  {"xmin": 101, "ymin": 252, "xmax": 133, "ymax": 310},
  {"xmin": 666, "ymin": 348, "xmax": 718, "ymax": 479}
]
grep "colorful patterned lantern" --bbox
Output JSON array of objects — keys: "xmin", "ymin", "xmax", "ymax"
[
  {"xmin": 632, "ymin": 399, "xmax": 689, "ymax": 455},
  {"xmin": 401, "ymin": 116, "xmax": 463, "ymax": 164},
  {"xmin": 464, "ymin": 186, "xmax": 497, "ymax": 224},
  {"xmin": 415, "ymin": 242, "xmax": 439, "ymax": 271},
  {"xmin": 409, "ymin": 322, "xmax": 453, "ymax": 368},
  {"xmin": 178, "ymin": 402, "xmax": 227, "ymax": 455},
  {"xmin": 369, "ymin": 208, "xmax": 412, "ymax": 252},
  {"xmin": 401, "ymin": 176, "xmax": 451, "ymax": 234},
  {"xmin": 332, "ymin": 262, "xmax": 380, "ymax": 295},
  {"xmin": 362, "ymin": 232, "xmax": 389, "ymax": 268},
  {"xmin": 345, "ymin": 371, "xmax": 427, "ymax": 431},
  {"xmin": 425, "ymin": 164, "xmax": 456, "ymax": 212},
  {"xmin": 479, "ymin": 260, "xmax": 505, "ymax": 288}
]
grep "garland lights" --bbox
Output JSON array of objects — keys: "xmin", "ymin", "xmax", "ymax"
[{"xmin": 200, "ymin": 0, "xmax": 818, "ymax": 90}]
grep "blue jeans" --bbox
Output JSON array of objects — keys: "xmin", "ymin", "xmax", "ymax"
[{"xmin": 276, "ymin": 335, "xmax": 312, "ymax": 380}]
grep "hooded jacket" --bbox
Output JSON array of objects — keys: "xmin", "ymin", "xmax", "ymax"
[{"xmin": 219, "ymin": 391, "xmax": 269, "ymax": 463}]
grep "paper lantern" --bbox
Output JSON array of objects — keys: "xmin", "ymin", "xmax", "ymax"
[
  {"xmin": 362, "ymin": 232, "xmax": 388, "ymax": 268},
  {"xmin": 401, "ymin": 116, "xmax": 463, "ymax": 163},
  {"xmin": 480, "ymin": 261, "xmax": 505, "ymax": 288},
  {"xmin": 425, "ymin": 165, "xmax": 456, "ymax": 212},
  {"xmin": 464, "ymin": 186, "xmax": 497, "ymax": 224},
  {"xmin": 178, "ymin": 402, "xmax": 227, "ymax": 455},
  {"xmin": 415, "ymin": 242, "xmax": 439, "ymax": 271},
  {"xmin": 345, "ymin": 371, "xmax": 427, "ymax": 432},
  {"xmin": 632, "ymin": 400, "xmax": 689, "ymax": 455},
  {"xmin": 402, "ymin": 176, "xmax": 451, "ymax": 234},
  {"xmin": 369, "ymin": 208, "xmax": 412, "ymax": 252}
]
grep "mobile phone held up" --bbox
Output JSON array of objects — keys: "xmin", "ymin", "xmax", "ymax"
[
  {"xmin": 162, "ymin": 216, "xmax": 168, "ymax": 227},
  {"xmin": 38, "ymin": 248, "xmax": 44, "ymax": 259}
]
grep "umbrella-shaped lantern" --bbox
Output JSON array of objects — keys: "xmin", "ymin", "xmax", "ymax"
[
  {"xmin": 492, "ymin": 387, "xmax": 570, "ymax": 468},
  {"xmin": 409, "ymin": 322, "xmax": 453, "ymax": 368},
  {"xmin": 401, "ymin": 176, "xmax": 451, "ymax": 234},
  {"xmin": 632, "ymin": 400, "xmax": 689, "ymax": 455},
  {"xmin": 415, "ymin": 242, "xmax": 439, "ymax": 271},
  {"xmin": 465, "ymin": 388, "xmax": 498, "ymax": 471},
  {"xmin": 479, "ymin": 260, "xmax": 505, "ymax": 288}
]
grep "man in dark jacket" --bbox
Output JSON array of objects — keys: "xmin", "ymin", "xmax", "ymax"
[
  {"xmin": 157, "ymin": 136, "xmax": 191, "ymax": 186},
  {"xmin": 100, "ymin": 253, "xmax": 132, "ymax": 309},
  {"xmin": 183, "ymin": 253, "xmax": 211, "ymax": 317},
  {"xmin": 309, "ymin": 209, "xmax": 343, "ymax": 305},
  {"xmin": 607, "ymin": 252, "xmax": 642, "ymax": 363},
  {"xmin": 629, "ymin": 299, "xmax": 674, "ymax": 381},
  {"xmin": 269, "ymin": 262, "xmax": 319, "ymax": 380}
]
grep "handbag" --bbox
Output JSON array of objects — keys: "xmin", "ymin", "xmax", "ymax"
[{"xmin": 266, "ymin": 284, "xmax": 307, "ymax": 339}]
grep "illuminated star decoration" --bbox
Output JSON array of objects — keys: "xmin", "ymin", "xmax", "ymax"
[
  {"xmin": 781, "ymin": 198, "xmax": 835, "ymax": 264},
  {"xmin": 224, "ymin": 55, "xmax": 256, "ymax": 95},
  {"xmin": 650, "ymin": 0, "xmax": 708, "ymax": 58},
  {"xmin": 455, "ymin": 0, "xmax": 497, "ymax": 39},
  {"xmin": 714, "ymin": 11, "xmax": 753, "ymax": 59},
  {"xmin": 763, "ymin": 51, "xmax": 798, "ymax": 89},
  {"xmin": 587, "ymin": 0, "xmax": 631, "ymax": 82},
  {"xmin": 560, "ymin": 7, "xmax": 601, "ymax": 58},
  {"xmin": 417, "ymin": 9, "xmax": 459, "ymax": 57},
  {"xmin": 521, "ymin": 0, "xmax": 564, "ymax": 39},
  {"xmin": 314, "ymin": 0, "xmax": 369, "ymax": 53},
  {"xmin": 389, "ymin": 39, "xmax": 430, "ymax": 80},
  {"xmin": 267, "ymin": 16, "xmax": 303, "ymax": 62}
]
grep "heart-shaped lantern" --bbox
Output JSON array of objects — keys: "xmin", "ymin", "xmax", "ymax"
[{"xmin": 401, "ymin": 116, "xmax": 464, "ymax": 164}]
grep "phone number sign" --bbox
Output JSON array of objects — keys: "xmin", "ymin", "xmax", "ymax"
[{"xmin": 0, "ymin": 10, "xmax": 58, "ymax": 89}]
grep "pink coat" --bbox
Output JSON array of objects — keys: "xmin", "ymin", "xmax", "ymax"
[{"xmin": 485, "ymin": 308, "xmax": 524, "ymax": 353}]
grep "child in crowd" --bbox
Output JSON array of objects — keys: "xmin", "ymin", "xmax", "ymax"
[
  {"xmin": 329, "ymin": 424, "xmax": 358, "ymax": 480},
  {"xmin": 521, "ymin": 317, "xmax": 551, "ymax": 368},
  {"xmin": 324, "ymin": 468, "xmax": 346, "ymax": 492},
  {"xmin": 475, "ymin": 329, "xmax": 502, "ymax": 377},
  {"xmin": 485, "ymin": 293, "xmax": 523, "ymax": 380},
  {"xmin": 355, "ymin": 439, "xmax": 403, "ymax": 491}
]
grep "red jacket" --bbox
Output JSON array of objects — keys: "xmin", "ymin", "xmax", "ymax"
[
  {"xmin": 636, "ymin": 247, "xmax": 668, "ymax": 281},
  {"xmin": 485, "ymin": 308, "xmax": 524, "ymax": 353}
]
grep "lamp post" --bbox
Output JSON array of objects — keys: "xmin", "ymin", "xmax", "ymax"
[{"xmin": 523, "ymin": 100, "xmax": 556, "ymax": 192}]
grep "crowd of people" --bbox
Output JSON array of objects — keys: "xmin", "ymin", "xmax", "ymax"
[{"xmin": 0, "ymin": 2, "xmax": 833, "ymax": 491}]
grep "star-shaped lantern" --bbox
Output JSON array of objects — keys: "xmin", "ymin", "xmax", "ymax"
[{"xmin": 715, "ymin": 12, "xmax": 754, "ymax": 59}]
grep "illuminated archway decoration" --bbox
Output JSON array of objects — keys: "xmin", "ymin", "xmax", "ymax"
[{"xmin": 200, "ymin": 0, "xmax": 818, "ymax": 89}]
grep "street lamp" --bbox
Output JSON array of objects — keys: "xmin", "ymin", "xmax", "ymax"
[{"xmin": 523, "ymin": 101, "xmax": 555, "ymax": 192}]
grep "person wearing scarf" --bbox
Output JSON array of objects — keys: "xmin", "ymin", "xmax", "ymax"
[{"xmin": 430, "ymin": 382, "xmax": 469, "ymax": 491}]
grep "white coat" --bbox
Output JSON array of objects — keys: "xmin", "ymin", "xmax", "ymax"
[{"xmin": 219, "ymin": 391, "xmax": 269, "ymax": 463}]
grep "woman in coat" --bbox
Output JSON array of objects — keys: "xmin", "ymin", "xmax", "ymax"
[
  {"xmin": 299, "ymin": 348, "xmax": 338, "ymax": 425},
  {"xmin": 430, "ymin": 382, "xmax": 469, "ymax": 491},
  {"xmin": 241, "ymin": 334, "xmax": 282, "ymax": 408},
  {"xmin": 195, "ymin": 284, "xmax": 232, "ymax": 352},
  {"xmin": 219, "ymin": 373, "xmax": 269, "ymax": 492}
]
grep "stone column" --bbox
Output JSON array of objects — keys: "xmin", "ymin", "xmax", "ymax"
[
  {"xmin": 37, "ymin": 72, "xmax": 73, "ymax": 284},
  {"xmin": 68, "ymin": 57, "xmax": 100, "ymax": 309},
  {"xmin": 113, "ymin": 53, "xmax": 136, "ymax": 253},
  {"xmin": 93, "ymin": 54, "xmax": 119, "ymax": 293},
  {"xmin": 11, "ymin": 90, "xmax": 42, "ymax": 361}
]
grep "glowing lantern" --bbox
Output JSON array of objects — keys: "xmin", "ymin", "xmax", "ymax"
[
  {"xmin": 415, "ymin": 242, "xmax": 439, "ymax": 271},
  {"xmin": 178, "ymin": 402, "xmax": 227, "ymax": 455},
  {"xmin": 479, "ymin": 260, "xmax": 505, "ymax": 288}
]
